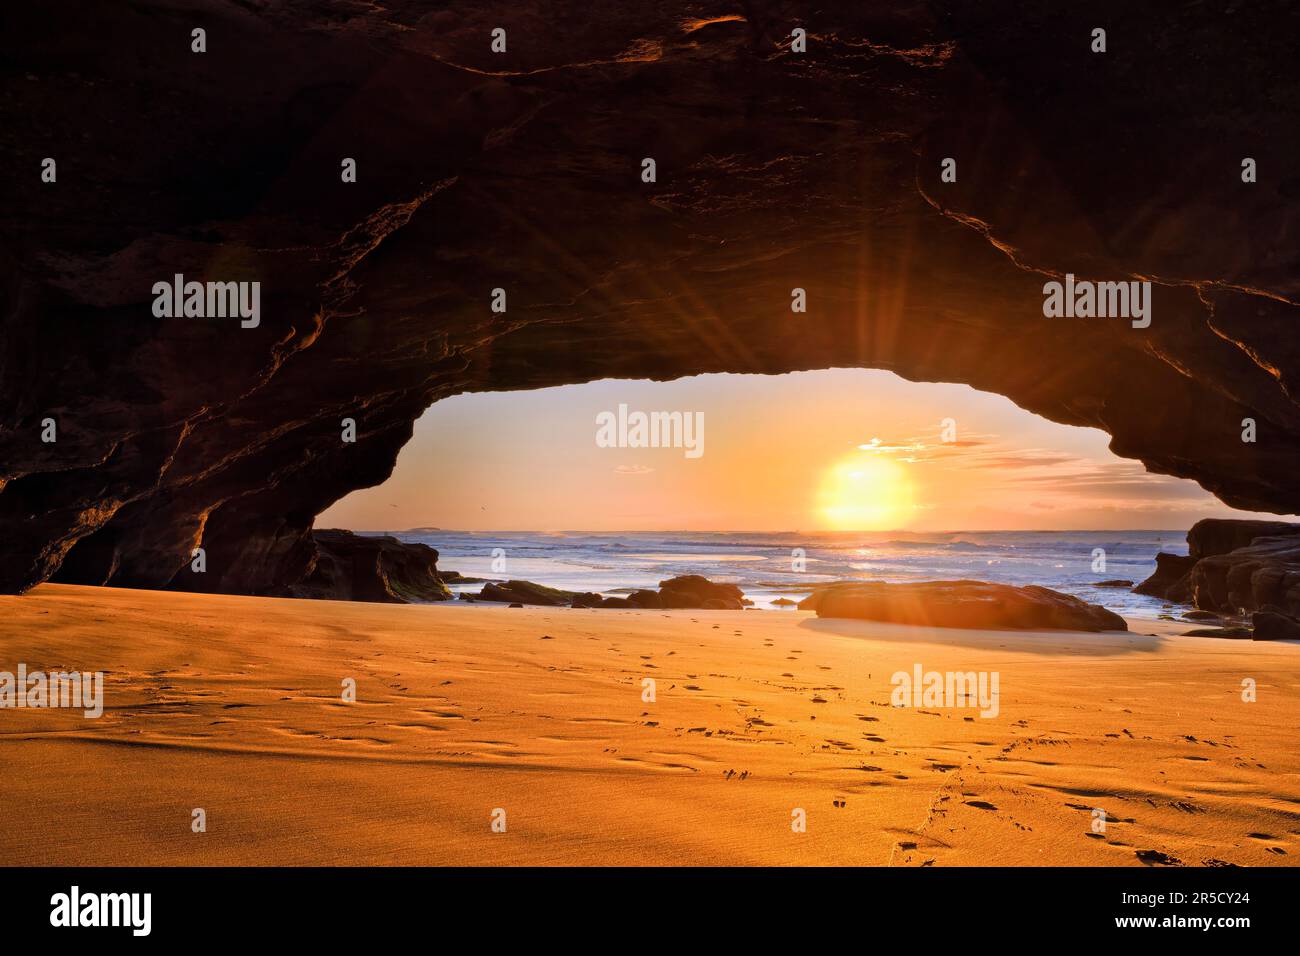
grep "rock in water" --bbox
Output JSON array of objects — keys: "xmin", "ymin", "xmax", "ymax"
[
  {"xmin": 798, "ymin": 580, "xmax": 1128, "ymax": 632},
  {"xmin": 1135, "ymin": 552, "xmax": 1198, "ymax": 601}
]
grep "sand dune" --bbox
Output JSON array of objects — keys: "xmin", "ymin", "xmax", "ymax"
[{"xmin": 1, "ymin": 584, "xmax": 1296, "ymax": 866}]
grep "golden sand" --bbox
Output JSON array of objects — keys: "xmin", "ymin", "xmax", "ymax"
[{"xmin": 1, "ymin": 584, "xmax": 1296, "ymax": 866}]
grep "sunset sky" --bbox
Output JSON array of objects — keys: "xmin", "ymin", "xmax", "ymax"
[{"xmin": 319, "ymin": 369, "xmax": 1268, "ymax": 533}]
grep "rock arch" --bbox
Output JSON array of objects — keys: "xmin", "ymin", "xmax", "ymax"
[{"xmin": 1, "ymin": 1, "xmax": 1297, "ymax": 595}]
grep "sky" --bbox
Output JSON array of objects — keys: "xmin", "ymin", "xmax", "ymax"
[{"xmin": 319, "ymin": 368, "xmax": 1269, "ymax": 533}]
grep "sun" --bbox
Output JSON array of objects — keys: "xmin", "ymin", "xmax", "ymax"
[{"xmin": 815, "ymin": 454, "xmax": 916, "ymax": 530}]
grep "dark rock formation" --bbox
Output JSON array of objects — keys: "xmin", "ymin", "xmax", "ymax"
[
  {"xmin": 466, "ymin": 574, "xmax": 746, "ymax": 609},
  {"xmin": 1188, "ymin": 520, "xmax": 1300, "ymax": 561},
  {"xmin": 1252, "ymin": 610, "xmax": 1300, "ymax": 641},
  {"xmin": 1182, "ymin": 626, "xmax": 1254, "ymax": 640},
  {"xmin": 437, "ymin": 570, "xmax": 488, "ymax": 585},
  {"xmin": 1134, "ymin": 553, "xmax": 1197, "ymax": 601},
  {"xmin": 284, "ymin": 530, "xmax": 451, "ymax": 603},
  {"xmin": 1138, "ymin": 519, "xmax": 1300, "ymax": 617},
  {"xmin": 799, "ymin": 580, "xmax": 1128, "ymax": 632},
  {"xmin": 1093, "ymin": 580, "xmax": 1133, "ymax": 589},
  {"xmin": 1189, "ymin": 536, "xmax": 1300, "ymax": 617},
  {"xmin": 476, "ymin": 580, "xmax": 576, "ymax": 607},
  {"xmin": 3, "ymin": 3, "xmax": 1299, "ymax": 597},
  {"xmin": 658, "ymin": 575, "xmax": 747, "ymax": 610}
]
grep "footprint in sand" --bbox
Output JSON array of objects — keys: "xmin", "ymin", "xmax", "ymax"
[
  {"xmin": 1135, "ymin": 849, "xmax": 1181, "ymax": 866},
  {"xmin": 387, "ymin": 722, "xmax": 448, "ymax": 733},
  {"xmin": 617, "ymin": 756, "xmax": 696, "ymax": 773}
]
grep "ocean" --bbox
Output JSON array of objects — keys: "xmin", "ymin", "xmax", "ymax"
[{"xmin": 385, "ymin": 529, "xmax": 1188, "ymax": 620}]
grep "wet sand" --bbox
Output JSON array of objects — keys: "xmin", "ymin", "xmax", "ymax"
[{"xmin": 1, "ymin": 584, "xmax": 1296, "ymax": 866}]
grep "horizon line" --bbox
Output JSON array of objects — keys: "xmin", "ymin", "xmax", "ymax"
[{"xmin": 341, "ymin": 526, "xmax": 1215, "ymax": 536}]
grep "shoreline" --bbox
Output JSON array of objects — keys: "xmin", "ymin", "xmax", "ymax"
[{"xmin": 385, "ymin": 527, "xmax": 1193, "ymax": 618}]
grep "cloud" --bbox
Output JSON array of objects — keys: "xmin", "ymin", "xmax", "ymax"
[
  {"xmin": 974, "ymin": 453, "xmax": 1080, "ymax": 469},
  {"xmin": 857, "ymin": 438, "xmax": 925, "ymax": 454},
  {"xmin": 1017, "ymin": 476, "xmax": 1213, "ymax": 500},
  {"xmin": 857, "ymin": 433, "xmax": 996, "ymax": 461}
]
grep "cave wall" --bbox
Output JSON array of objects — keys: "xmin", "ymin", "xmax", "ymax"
[{"xmin": 1, "ymin": 1, "xmax": 1298, "ymax": 595}]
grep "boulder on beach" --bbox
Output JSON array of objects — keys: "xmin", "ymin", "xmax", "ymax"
[
  {"xmin": 470, "ymin": 574, "xmax": 749, "ymax": 609},
  {"xmin": 627, "ymin": 590, "xmax": 664, "ymax": 609},
  {"xmin": 476, "ymin": 580, "xmax": 577, "ymax": 606},
  {"xmin": 1182, "ymin": 626, "xmax": 1254, "ymax": 639},
  {"xmin": 797, "ymin": 580, "xmax": 1128, "ymax": 632},
  {"xmin": 1252, "ymin": 609, "xmax": 1300, "ymax": 641},
  {"xmin": 657, "ymin": 575, "xmax": 746, "ymax": 610}
]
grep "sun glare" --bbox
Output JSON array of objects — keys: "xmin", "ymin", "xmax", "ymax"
[{"xmin": 816, "ymin": 454, "xmax": 916, "ymax": 530}]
